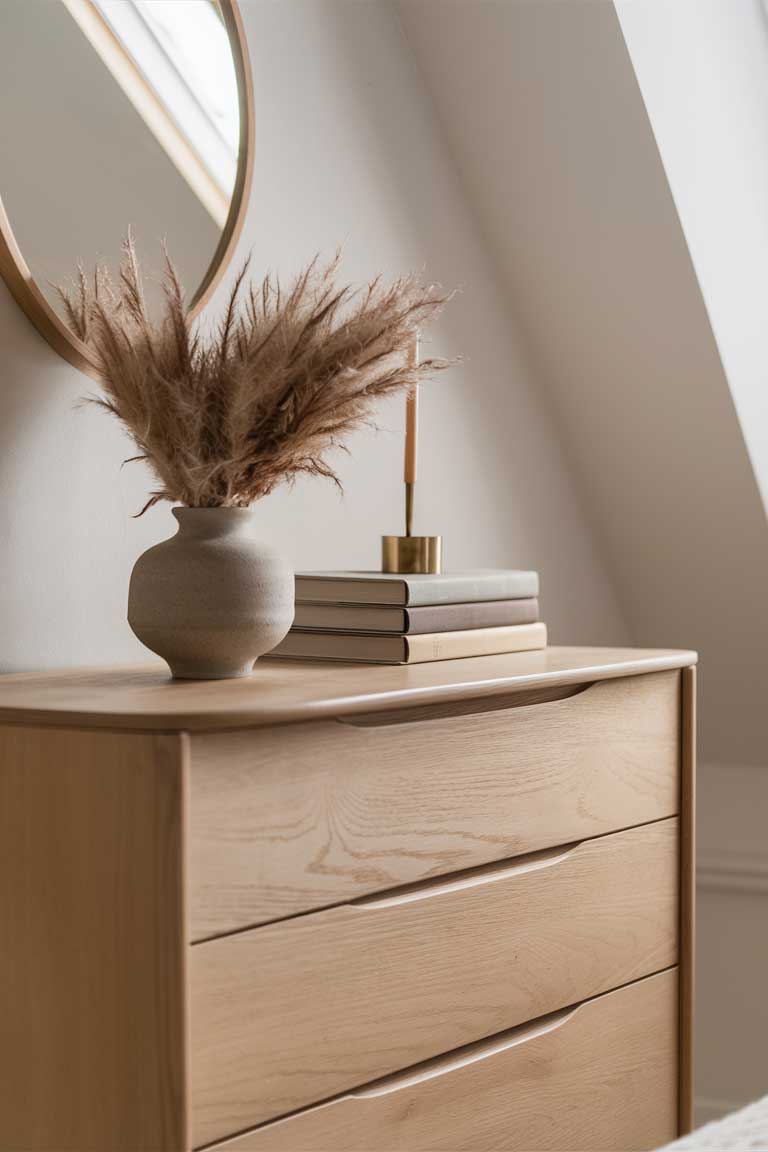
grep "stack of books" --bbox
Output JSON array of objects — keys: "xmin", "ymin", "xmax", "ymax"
[{"xmin": 271, "ymin": 570, "xmax": 546, "ymax": 664}]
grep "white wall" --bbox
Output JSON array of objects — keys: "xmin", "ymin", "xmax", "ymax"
[
  {"xmin": 0, "ymin": 0, "xmax": 628, "ymax": 672},
  {"xmin": 615, "ymin": 0, "xmax": 768, "ymax": 1121}
]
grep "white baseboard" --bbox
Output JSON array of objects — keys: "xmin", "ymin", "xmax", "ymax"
[
  {"xmin": 697, "ymin": 853, "xmax": 768, "ymax": 893},
  {"xmin": 694, "ymin": 1097, "xmax": 746, "ymax": 1126},
  {"xmin": 697, "ymin": 761, "xmax": 768, "ymax": 893}
]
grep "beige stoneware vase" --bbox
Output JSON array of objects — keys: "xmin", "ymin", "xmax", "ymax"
[{"xmin": 128, "ymin": 507, "xmax": 294, "ymax": 679}]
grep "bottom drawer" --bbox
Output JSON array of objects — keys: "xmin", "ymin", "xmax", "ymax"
[{"xmin": 209, "ymin": 968, "xmax": 678, "ymax": 1152}]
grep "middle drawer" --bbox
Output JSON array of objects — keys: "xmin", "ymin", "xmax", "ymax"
[{"xmin": 190, "ymin": 817, "xmax": 678, "ymax": 1148}]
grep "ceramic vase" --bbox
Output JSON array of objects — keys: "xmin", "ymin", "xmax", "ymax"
[{"xmin": 128, "ymin": 507, "xmax": 294, "ymax": 679}]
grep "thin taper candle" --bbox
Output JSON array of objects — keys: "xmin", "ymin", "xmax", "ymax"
[
  {"xmin": 404, "ymin": 341, "xmax": 418, "ymax": 484},
  {"xmin": 404, "ymin": 338, "xmax": 418, "ymax": 536},
  {"xmin": 382, "ymin": 336, "xmax": 441, "ymax": 573}
]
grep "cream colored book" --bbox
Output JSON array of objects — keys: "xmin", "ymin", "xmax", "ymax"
[{"xmin": 270, "ymin": 622, "xmax": 547, "ymax": 665}]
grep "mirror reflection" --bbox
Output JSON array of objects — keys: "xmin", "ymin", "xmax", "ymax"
[{"xmin": 0, "ymin": 0, "xmax": 242, "ymax": 325}]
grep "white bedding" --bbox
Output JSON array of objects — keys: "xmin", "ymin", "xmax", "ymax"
[{"xmin": 659, "ymin": 1099, "xmax": 768, "ymax": 1151}]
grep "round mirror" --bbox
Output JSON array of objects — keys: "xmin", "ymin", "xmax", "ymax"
[{"xmin": 0, "ymin": 0, "xmax": 252, "ymax": 376}]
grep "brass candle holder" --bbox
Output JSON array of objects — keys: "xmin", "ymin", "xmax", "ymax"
[
  {"xmin": 381, "ymin": 342, "xmax": 442, "ymax": 574},
  {"xmin": 381, "ymin": 533, "xmax": 442, "ymax": 573}
]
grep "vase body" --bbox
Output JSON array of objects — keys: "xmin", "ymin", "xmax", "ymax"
[{"xmin": 128, "ymin": 508, "xmax": 294, "ymax": 679}]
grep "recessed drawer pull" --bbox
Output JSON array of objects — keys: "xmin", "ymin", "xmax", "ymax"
[
  {"xmin": 352, "ymin": 1005, "xmax": 579, "ymax": 1098},
  {"xmin": 352, "ymin": 841, "xmax": 580, "ymax": 909},
  {"xmin": 210, "ymin": 971, "xmax": 679, "ymax": 1150},
  {"xmin": 340, "ymin": 683, "xmax": 591, "ymax": 728}
]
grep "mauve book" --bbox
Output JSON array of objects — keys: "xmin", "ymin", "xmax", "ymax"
[{"xmin": 293, "ymin": 597, "xmax": 540, "ymax": 634}]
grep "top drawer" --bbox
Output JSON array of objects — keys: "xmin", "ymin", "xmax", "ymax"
[{"xmin": 189, "ymin": 669, "xmax": 680, "ymax": 939}]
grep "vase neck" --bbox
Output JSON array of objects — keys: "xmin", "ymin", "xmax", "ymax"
[{"xmin": 172, "ymin": 507, "xmax": 254, "ymax": 540}]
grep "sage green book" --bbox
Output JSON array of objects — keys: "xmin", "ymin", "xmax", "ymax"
[{"xmin": 295, "ymin": 570, "xmax": 539, "ymax": 607}]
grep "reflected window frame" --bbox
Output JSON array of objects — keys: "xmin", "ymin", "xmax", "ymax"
[{"xmin": 62, "ymin": 0, "xmax": 239, "ymax": 227}]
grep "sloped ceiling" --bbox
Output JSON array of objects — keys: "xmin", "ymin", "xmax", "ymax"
[{"xmin": 396, "ymin": 0, "xmax": 768, "ymax": 764}]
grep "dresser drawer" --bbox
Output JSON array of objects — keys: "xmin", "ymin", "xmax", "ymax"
[
  {"xmin": 207, "ymin": 968, "xmax": 678, "ymax": 1152},
  {"xmin": 190, "ymin": 818, "xmax": 678, "ymax": 1146},
  {"xmin": 190, "ymin": 669, "xmax": 680, "ymax": 939}
]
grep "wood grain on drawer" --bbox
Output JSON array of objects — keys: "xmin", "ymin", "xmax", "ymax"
[
  {"xmin": 190, "ymin": 669, "xmax": 680, "ymax": 939},
  {"xmin": 207, "ymin": 968, "xmax": 678, "ymax": 1152},
  {"xmin": 190, "ymin": 818, "xmax": 678, "ymax": 1146}
]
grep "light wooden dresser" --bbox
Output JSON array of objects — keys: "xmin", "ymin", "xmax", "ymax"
[{"xmin": 0, "ymin": 646, "xmax": 696, "ymax": 1152}]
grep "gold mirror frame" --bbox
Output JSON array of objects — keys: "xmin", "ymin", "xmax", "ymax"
[{"xmin": 0, "ymin": 0, "xmax": 254, "ymax": 380}]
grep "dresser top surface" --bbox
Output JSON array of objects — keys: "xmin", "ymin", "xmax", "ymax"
[{"xmin": 0, "ymin": 646, "xmax": 696, "ymax": 731}]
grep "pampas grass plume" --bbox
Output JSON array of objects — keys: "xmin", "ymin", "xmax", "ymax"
[{"xmin": 59, "ymin": 236, "xmax": 452, "ymax": 514}]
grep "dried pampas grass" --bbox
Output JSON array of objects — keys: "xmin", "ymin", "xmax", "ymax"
[{"xmin": 59, "ymin": 236, "xmax": 451, "ymax": 514}]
